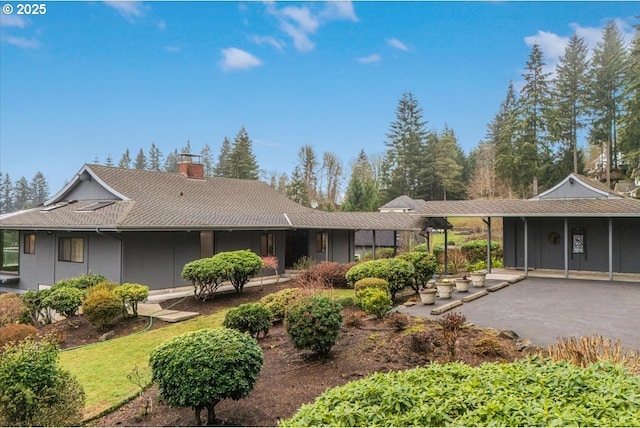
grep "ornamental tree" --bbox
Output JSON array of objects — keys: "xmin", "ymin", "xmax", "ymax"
[
  {"xmin": 149, "ymin": 328, "xmax": 263, "ymax": 425},
  {"xmin": 113, "ymin": 283, "xmax": 149, "ymax": 317}
]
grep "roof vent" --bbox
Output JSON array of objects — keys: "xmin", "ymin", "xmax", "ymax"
[{"xmin": 177, "ymin": 154, "xmax": 204, "ymax": 179}]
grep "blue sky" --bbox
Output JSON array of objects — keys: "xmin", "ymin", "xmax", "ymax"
[{"xmin": 0, "ymin": 1, "xmax": 637, "ymax": 194}]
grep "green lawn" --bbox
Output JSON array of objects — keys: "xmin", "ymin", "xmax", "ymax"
[{"xmin": 59, "ymin": 288, "xmax": 355, "ymax": 420}]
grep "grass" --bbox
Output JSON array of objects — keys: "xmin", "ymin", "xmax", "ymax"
[{"xmin": 59, "ymin": 287, "xmax": 355, "ymax": 420}]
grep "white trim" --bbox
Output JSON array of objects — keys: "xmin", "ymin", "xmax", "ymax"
[{"xmin": 44, "ymin": 165, "xmax": 129, "ymax": 206}]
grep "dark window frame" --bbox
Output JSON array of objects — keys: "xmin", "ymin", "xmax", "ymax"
[
  {"xmin": 260, "ymin": 233, "xmax": 276, "ymax": 257},
  {"xmin": 23, "ymin": 233, "xmax": 35, "ymax": 254},
  {"xmin": 316, "ymin": 232, "xmax": 327, "ymax": 253},
  {"xmin": 58, "ymin": 237, "xmax": 84, "ymax": 263}
]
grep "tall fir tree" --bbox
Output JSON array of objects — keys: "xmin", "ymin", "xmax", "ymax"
[
  {"xmin": 214, "ymin": 137, "xmax": 233, "ymax": 177},
  {"xmin": 105, "ymin": 154, "xmax": 114, "ymax": 167},
  {"xmin": 549, "ymin": 34, "xmax": 590, "ymax": 176},
  {"xmin": 588, "ymin": 21, "xmax": 628, "ymax": 180},
  {"xmin": 134, "ymin": 148, "xmax": 147, "ymax": 170},
  {"xmin": 200, "ymin": 143, "xmax": 214, "ymax": 177},
  {"xmin": 493, "ymin": 82, "xmax": 521, "ymax": 197},
  {"xmin": 0, "ymin": 173, "xmax": 13, "ymax": 214},
  {"xmin": 429, "ymin": 126, "xmax": 466, "ymax": 200},
  {"xmin": 13, "ymin": 177, "xmax": 32, "ymax": 210},
  {"xmin": 286, "ymin": 166, "xmax": 309, "ymax": 205},
  {"xmin": 164, "ymin": 149, "xmax": 179, "ymax": 173},
  {"xmin": 342, "ymin": 150, "xmax": 379, "ymax": 211},
  {"xmin": 382, "ymin": 92, "xmax": 430, "ymax": 201},
  {"xmin": 118, "ymin": 149, "xmax": 132, "ymax": 169},
  {"xmin": 148, "ymin": 143, "xmax": 163, "ymax": 171},
  {"xmin": 619, "ymin": 24, "xmax": 640, "ymax": 172},
  {"xmin": 229, "ymin": 127, "xmax": 259, "ymax": 180},
  {"xmin": 30, "ymin": 171, "xmax": 49, "ymax": 206}
]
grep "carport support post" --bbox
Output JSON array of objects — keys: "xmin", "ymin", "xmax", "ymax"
[
  {"xmin": 609, "ymin": 217, "xmax": 613, "ymax": 281},
  {"xmin": 564, "ymin": 218, "xmax": 569, "ymax": 278},
  {"xmin": 523, "ymin": 218, "xmax": 528, "ymax": 276},
  {"xmin": 444, "ymin": 217, "xmax": 449, "ymax": 276},
  {"xmin": 483, "ymin": 217, "xmax": 492, "ymax": 273},
  {"xmin": 372, "ymin": 230, "xmax": 376, "ymax": 259}
]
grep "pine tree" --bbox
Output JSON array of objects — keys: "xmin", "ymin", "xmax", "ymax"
[
  {"xmin": 181, "ymin": 140, "xmax": 193, "ymax": 154},
  {"xmin": 548, "ymin": 34, "xmax": 590, "ymax": 176},
  {"xmin": 30, "ymin": 172, "xmax": 49, "ymax": 206},
  {"xmin": 589, "ymin": 21, "xmax": 628, "ymax": 181},
  {"xmin": 382, "ymin": 92, "xmax": 430, "ymax": 200},
  {"xmin": 105, "ymin": 154, "xmax": 114, "ymax": 167},
  {"xmin": 287, "ymin": 166, "xmax": 309, "ymax": 205},
  {"xmin": 0, "ymin": 173, "xmax": 13, "ymax": 214},
  {"xmin": 118, "ymin": 149, "xmax": 132, "ymax": 169},
  {"xmin": 200, "ymin": 143, "xmax": 214, "ymax": 177},
  {"xmin": 13, "ymin": 177, "xmax": 32, "ymax": 210},
  {"xmin": 493, "ymin": 82, "xmax": 521, "ymax": 197},
  {"xmin": 134, "ymin": 148, "xmax": 147, "ymax": 170},
  {"xmin": 148, "ymin": 143, "xmax": 163, "ymax": 171},
  {"xmin": 164, "ymin": 149, "xmax": 179, "ymax": 173},
  {"xmin": 229, "ymin": 127, "xmax": 259, "ymax": 180},
  {"xmin": 430, "ymin": 126, "xmax": 466, "ymax": 200},
  {"xmin": 619, "ymin": 25, "xmax": 640, "ymax": 172},
  {"xmin": 214, "ymin": 137, "xmax": 233, "ymax": 177},
  {"xmin": 342, "ymin": 150, "xmax": 379, "ymax": 211}
]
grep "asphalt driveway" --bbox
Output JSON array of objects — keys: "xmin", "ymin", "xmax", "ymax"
[{"xmin": 400, "ymin": 276, "xmax": 640, "ymax": 351}]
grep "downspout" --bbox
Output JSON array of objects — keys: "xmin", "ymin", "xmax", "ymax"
[
  {"xmin": 96, "ymin": 228, "xmax": 124, "ymax": 284},
  {"xmin": 483, "ymin": 217, "xmax": 492, "ymax": 273},
  {"xmin": 372, "ymin": 230, "xmax": 376, "ymax": 259}
]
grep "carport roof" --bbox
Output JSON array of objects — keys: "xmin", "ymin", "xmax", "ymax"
[{"xmin": 415, "ymin": 198, "xmax": 640, "ymax": 218}]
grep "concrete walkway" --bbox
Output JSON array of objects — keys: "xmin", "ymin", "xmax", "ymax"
[
  {"xmin": 137, "ymin": 276, "xmax": 287, "ymax": 323},
  {"xmin": 400, "ymin": 271, "xmax": 640, "ymax": 350}
]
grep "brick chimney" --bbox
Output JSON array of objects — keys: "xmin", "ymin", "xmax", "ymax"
[{"xmin": 178, "ymin": 154, "xmax": 204, "ymax": 179}]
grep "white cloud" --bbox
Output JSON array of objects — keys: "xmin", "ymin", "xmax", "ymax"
[
  {"xmin": 251, "ymin": 35, "xmax": 285, "ymax": 51},
  {"xmin": 320, "ymin": 1, "xmax": 359, "ymax": 22},
  {"xmin": 387, "ymin": 38, "xmax": 409, "ymax": 51},
  {"xmin": 524, "ymin": 30, "xmax": 569, "ymax": 60},
  {"xmin": 104, "ymin": 1, "xmax": 147, "ymax": 22},
  {"xmin": 265, "ymin": 2, "xmax": 358, "ymax": 53},
  {"xmin": 164, "ymin": 45, "xmax": 180, "ymax": 53},
  {"xmin": 4, "ymin": 36, "xmax": 40, "ymax": 49},
  {"xmin": 0, "ymin": 14, "xmax": 28, "ymax": 28},
  {"xmin": 157, "ymin": 20, "xmax": 166, "ymax": 30},
  {"xmin": 220, "ymin": 47, "xmax": 263, "ymax": 71},
  {"xmin": 357, "ymin": 53, "xmax": 381, "ymax": 64}
]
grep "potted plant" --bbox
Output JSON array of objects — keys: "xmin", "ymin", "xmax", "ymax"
[
  {"xmin": 418, "ymin": 287, "xmax": 437, "ymax": 305},
  {"xmin": 436, "ymin": 278, "xmax": 455, "ymax": 299},
  {"xmin": 454, "ymin": 274, "xmax": 471, "ymax": 292},
  {"xmin": 469, "ymin": 270, "xmax": 487, "ymax": 287}
]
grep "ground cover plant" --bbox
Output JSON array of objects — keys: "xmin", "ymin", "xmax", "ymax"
[{"xmin": 281, "ymin": 357, "xmax": 640, "ymax": 427}]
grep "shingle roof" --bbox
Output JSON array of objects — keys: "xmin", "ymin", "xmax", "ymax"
[{"xmin": 1, "ymin": 165, "xmax": 425, "ymax": 231}]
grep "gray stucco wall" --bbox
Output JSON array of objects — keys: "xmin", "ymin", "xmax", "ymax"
[
  {"xmin": 306, "ymin": 229, "xmax": 355, "ymax": 264},
  {"xmin": 503, "ymin": 217, "xmax": 640, "ymax": 273}
]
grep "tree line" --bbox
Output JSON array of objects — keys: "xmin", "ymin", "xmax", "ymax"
[{"xmin": 2, "ymin": 21, "xmax": 638, "ymax": 214}]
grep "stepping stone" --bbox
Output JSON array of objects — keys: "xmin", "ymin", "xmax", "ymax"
[
  {"xmin": 430, "ymin": 300, "xmax": 462, "ymax": 315},
  {"xmin": 153, "ymin": 310, "xmax": 200, "ymax": 323},
  {"xmin": 461, "ymin": 290, "xmax": 488, "ymax": 302}
]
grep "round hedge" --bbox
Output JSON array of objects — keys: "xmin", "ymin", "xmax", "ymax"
[
  {"xmin": 353, "ymin": 277, "xmax": 389, "ymax": 296},
  {"xmin": 354, "ymin": 287, "xmax": 392, "ymax": 319},
  {"xmin": 149, "ymin": 327, "xmax": 263, "ymax": 425},
  {"xmin": 284, "ymin": 294, "xmax": 343, "ymax": 358},
  {"xmin": 259, "ymin": 288, "xmax": 303, "ymax": 320},
  {"xmin": 223, "ymin": 302, "xmax": 272, "ymax": 338},
  {"xmin": 281, "ymin": 357, "xmax": 640, "ymax": 427},
  {"xmin": 345, "ymin": 259, "xmax": 414, "ymax": 299}
]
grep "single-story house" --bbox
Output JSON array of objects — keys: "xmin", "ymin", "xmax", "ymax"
[
  {"xmin": 414, "ymin": 173, "xmax": 640, "ymax": 279},
  {"xmin": 0, "ymin": 157, "xmax": 424, "ymax": 292}
]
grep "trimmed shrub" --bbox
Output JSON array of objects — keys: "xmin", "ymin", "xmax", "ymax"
[
  {"xmin": 285, "ymin": 294, "xmax": 343, "ymax": 358},
  {"xmin": 354, "ymin": 288, "xmax": 392, "ymax": 319},
  {"xmin": 0, "ymin": 338, "xmax": 85, "ymax": 427},
  {"xmin": 281, "ymin": 358, "xmax": 640, "ymax": 427},
  {"xmin": 295, "ymin": 262, "xmax": 355, "ymax": 288},
  {"xmin": 113, "ymin": 283, "xmax": 149, "ymax": 317},
  {"xmin": 259, "ymin": 288, "xmax": 303, "ymax": 321},
  {"xmin": 460, "ymin": 239, "xmax": 502, "ymax": 264},
  {"xmin": 223, "ymin": 303, "xmax": 272, "ymax": 338},
  {"xmin": 82, "ymin": 287, "xmax": 122, "ymax": 330},
  {"xmin": 345, "ymin": 259, "xmax": 415, "ymax": 299},
  {"xmin": 54, "ymin": 273, "xmax": 106, "ymax": 290},
  {"xmin": 353, "ymin": 277, "xmax": 389, "ymax": 296},
  {"xmin": 149, "ymin": 328, "xmax": 263, "ymax": 425},
  {"xmin": 397, "ymin": 251, "xmax": 438, "ymax": 292},
  {"xmin": 182, "ymin": 257, "xmax": 227, "ymax": 300},
  {"xmin": 21, "ymin": 289, "xmax": 53, "ymax": 326},
  {"xmin": 0, "ymin": 324, "xmax": 38, "ymax": 348},
  {"xmin": 214, "ymin": 249, "xmax": 263, "ymax": 293},
  {"xmin": 0, "ymin": 294, "xmax": 27, "ymax": 327},
  {"xmin": 43, "ymin": 286, "xmax": 86, "ymax": 319},
  {"xmin": 374, "ymin": 248, "xmax": 395, "ymax": 259}
]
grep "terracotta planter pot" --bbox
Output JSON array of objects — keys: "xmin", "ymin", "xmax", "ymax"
[{"xmin": 418, "ymin": 289, "xmax": 437, "ymax": 305}]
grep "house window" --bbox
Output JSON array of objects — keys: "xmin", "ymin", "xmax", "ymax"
[
  {"xmin": 24, "ymin": 233, "xmax": 35, "ymax": 254},
  {"xmin": 58, "ymin": 237, "xmax": 84, "ymax": 263},
  {"xmin": 1, "ymin": 230, "xmax": 19, "ymax": 272},
  {"xmin": 260, "ymin": 233, "xmax": 276, "ymax": 257},
  {"xmin": 316, "ymin": 232, "xmax": 327, "ymax": 253}
]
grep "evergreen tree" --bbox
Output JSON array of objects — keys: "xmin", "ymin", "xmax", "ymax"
[
  {"xmin": 229, "ymin": 127, "xmax": 259, "ymax": 180},
  {"xmin": 200, "ymin": 143, "xmax": 214, "ymax": 177},
  {"xmin": 342, "ymin": 150, "xmax": 379, "ymax": 211},
  {"xmin": 0, "ymin": 173, "xmax": 13, "ymax": 214},
  {"xmin": 134, "ymin": 148, "xmax": 147, "ymax": 170},
  {"xmin": 277, "ymin": 172, "xmax": 288, "ymax": 194},
  {"xmin": 382, "ymin": 92, "xmax": 430, "ymax": 201},
  {"xmin": 181, "ymin": 140, "xmax": 193, "ymax": 154},
  {"xmin": 619, "ymin": 25, "xmax": 640, "ymax": 172},
  {"xmin": 13, "ymin": 177, "xmax": 32, "ymax": 210},
  {"xmin": 148, "ymin": 143, "xmax": 163, "ymax": 171},
  {"xmin": 118, "ymin": 149, "xmax": 131, "ymax": 169},
  {"xmin": 30, "ymin": 172, "xmax": 49, "ymax": 206},
  {"xmin": 493, "ymin": 82, "xmax": 521, "ymax": 197},
  {"xmin": 519, "ymin": 43, "xmax": 553, "ymax": 193},
  {"xmin": 214, "ymin": 137, "xmax": 233, "ymax": 177},
  {"xmin": 287, "ymin": 166, "xmax": 309, "ymax": 205},
  {"xmin": 429, "ymin": 126, "xmax": 466, "ymax": 200},
  {"xmin": 549, "ymin": 34, "xmax": 590, "ymax": 175},
  {"xmin": 164, "ymin": 149, "xmax": 179, "ymax": 173},
  {"xmin": 589, "ymin": 21, "xmax": 628, "ymax": 180},
  {"xmin": 105, "ymin": 154, "xmax": 114, "ymax": 167},
  {"xmin": 92, "ymin": 155, "xmax": 100, "ymax": 164}
]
